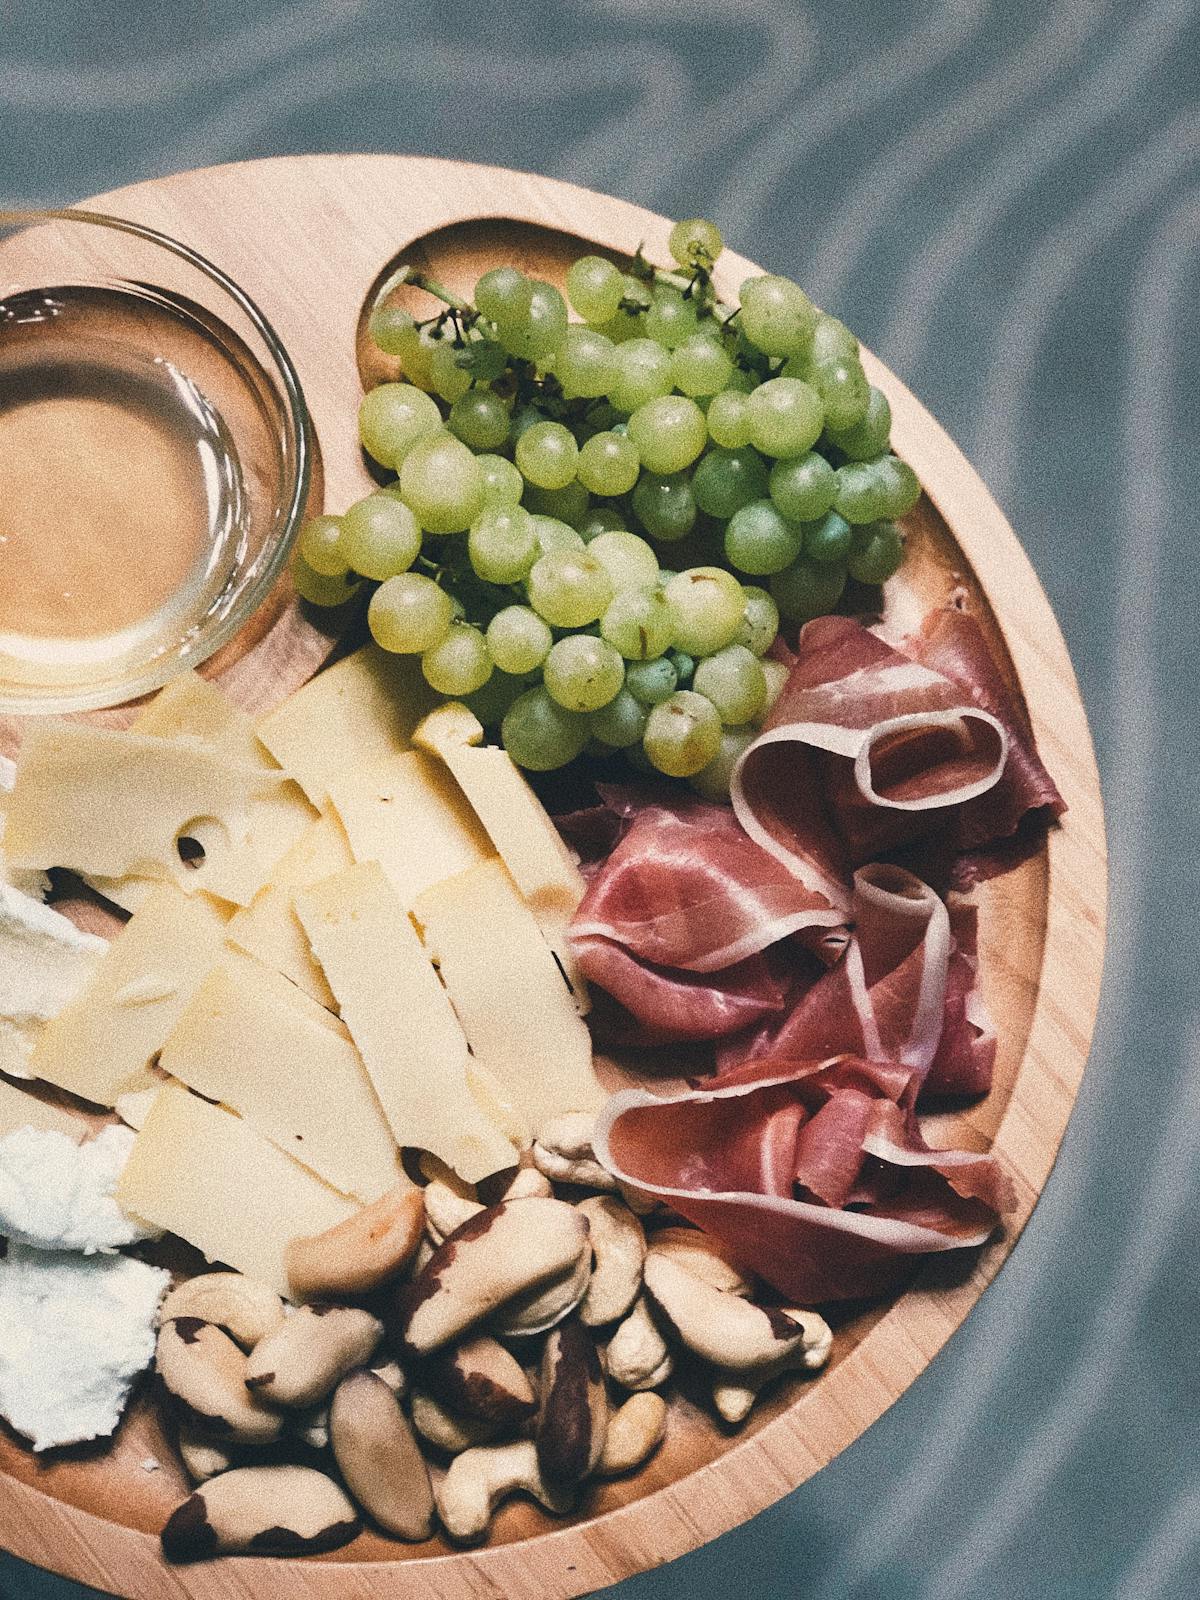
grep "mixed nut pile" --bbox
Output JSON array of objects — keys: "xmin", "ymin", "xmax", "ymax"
[{"xmin": 155, "ymin": 1113, "xmax": 833, "ymax": 1559}]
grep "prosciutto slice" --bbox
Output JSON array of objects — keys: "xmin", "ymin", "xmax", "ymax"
[{"xmin": 595, "ymin": 1055, "xmax": 1014, "ymax": 1303}]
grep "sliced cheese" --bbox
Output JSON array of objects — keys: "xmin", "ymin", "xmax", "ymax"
[
  {"xmin": 225, "ymin": 814, "xmax": 352, "ymax": 1007},
  {"xmin": 158, "ymin": 949, "xmax": 403, "ymax": 1203},
  {"xmin": 413, "ymin": 703, "xmax": 589, "ymax": 1011},
  {"xmin": 257, "ymin": 646, "xmax": 439, "ymax": 809},
  {"xmin": 295, "ymin": 861, "xmax": 517, "ymax": 1182},
  {"xmin": 3, "ymin": 722, "xmax": 287, "ymax": 906},
  {"xmin": 0, "ymin": 883, "xmax": 107, "ymax": 1079},
  {"xmin": 115, "ymin": 1084, "xmax": 357, "ymax": 1297},
  {"xmin": 30, "ymin": 886, "xmax": 229, "ymax": 1108},
  {"xmin": 0, "ymin": 1078, "xmax": 86, "ymax": 1142},
  {"xmin": 328, "ymin": 749, "xmax": 493, "ymax": 908},
  {"xmin": 413, "ymin": 859, "xmax": 602, "ymax": 1142}
]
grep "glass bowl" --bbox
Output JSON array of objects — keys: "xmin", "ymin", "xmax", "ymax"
[{"xmin": 0, "ymin": 208, "xmax": 311, "ymax": 715}]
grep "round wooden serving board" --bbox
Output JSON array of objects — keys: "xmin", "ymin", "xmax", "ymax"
[{"xmin": 0, "ymin": 156, "xmax": 1107, "ymax": 1600}]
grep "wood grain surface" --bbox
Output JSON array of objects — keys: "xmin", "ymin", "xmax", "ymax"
[{"xmin": 0, "ymin": 155, "xmax": 1107, "ymax": 1600}]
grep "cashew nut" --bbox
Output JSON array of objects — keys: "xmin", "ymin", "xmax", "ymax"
[
  {"xmin": 605, "ymin": 1294, "xmax": 673, "ymax": 1391},
  {"xmin": 161, "ymin": 1274, "xmax": 284, "ymax": 1351},
  {"xmin": 176, "ymin": 1422, "xmax": 237, "ymax": 1484},
  {"xmin": 646, "ymin": 1226, "xmax": 755, "ymax": 1298},
  {"xmin": 535, "ymin": 1318, "xmax": 607, "ymax": 1486},
  {"xmin": 424, "ymin": 1333, "xmax": 537, "ymax": 1426},
  {"xmin": 711, "ymin": 1309, "xmax": 834, "ymax": 1423},
  {"xmin": 285, "ymin": 1184, "xmax": 424, "ymax": 1300},
  {"xmin": 161, "ymin": 1464, "xmax": 360, "ymax": 1561},
  {"xmin": 642, "ymin": 1252, "xmax": 813, "ymax": 1372},
  {"xmin": 245, "ymin": 1305, "xmax": 383, "ymax": 1409},
  {"xmin": 409, "ymin": 1389, "xmax": 500, "ymax": 1455},
  {"xmin": 578, "ymin": 1196, "xmax": 645, "ymax": 1328},
  {"xmin": 329, "ymin": 1368, "xmax": 435, "ymax": 1541},
  {"xmin": 533, "ymin": 1112, "xmax": 618, "ymax": 1191},
  {"xmin": 435, "ymin": 1440, "xmax": 574, "ymax": 1542},
  {"xmin": 597, "ymin": 1393, "xmax": 668, "ymax": 1477},
  {"xmin": 390, "ymin": 1197, "xmax": 589, "ymax": 1357},
  {"xmin": 156, "ymin": 1319, "xmax": 283, "ymax": 1445},
  {"xmin": 489, "ymin": 1246, "xmax": 591, "ymax": 1338}
]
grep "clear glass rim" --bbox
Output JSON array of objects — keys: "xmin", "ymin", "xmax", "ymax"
[{"xmin": 0, "ymin": 206, "xmax": 312, "ymax": 715}]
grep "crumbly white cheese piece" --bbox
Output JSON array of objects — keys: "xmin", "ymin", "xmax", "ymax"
[
  {"xmin": 0, "ymin": 1124, "xmax": 161, "ymax": 1253},
  {"xmin": 0, "ymin": 1242, "xmax": 168, "ymax": 1451},
  {"xmin": 0, "ymin": 881, "xmax": 107, "ymax": 1079},
  {"xmin": 0, "ymin": 755, "xmax": 49, "ymax": 902}
]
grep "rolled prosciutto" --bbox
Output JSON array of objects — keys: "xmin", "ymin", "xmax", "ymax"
[{"xmin": 595, "ymin": 1055, "xmax": 1014, "ymax": 1304}]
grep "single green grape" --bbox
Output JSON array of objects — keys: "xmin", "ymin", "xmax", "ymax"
[
  {"xmin": 769, "ymin": 451, "xmax": 837, "ymax": 522},
  {"xmin": 368, "ymin": 572, "xmax": 454, "ymax": 653},
  {"xmin": 297, "ymin": 514, "xmax": 349, "ymax": 577},
  {"xmin": 738, "ymin": 275, "xmax": 816, "ymax": 358},
  {"xmin": 566, "ymin": 255, "xmax": 625, "ymax": 324},
  {"xmin": 556, "ymin": 326, "xmax": 619, "ymax": 399},
  {"xmin": 607, "ymin": 338, "xmax": 674, "ymax": 413},
  {"xmin": 468, "ymin": 505, "xmax": 538, "ymax": 583},
  {"xmin": 588, "ymin": 529, "xmax": 660, "ymax": 592},
  {"xmin": 825, "ymin": 385, "xmax": 892, "ymax": 460},
  {"xmin": 498, "ymin": 279, "xmax": 568, "ymax": 364},
  {"xmin": 693, "ymin": 644, "xmax": 767, "ymax": 724},
  {"xmin": 339, "ymin": 494, "xmax": 422, "ymax": 580},
  {"xmin": 625, "ymin": 655, "xmax": 678, "ymax": 705},
  {"xmin": 645, "ymin": 285, "xmax": 699, "ymax": 349},
  {"xmin": 643, "ymin": 690, "xmax": 722, "ymax": 777},
  {"xmin": 526, "ymin": 547, "xmax": 614, "ymax": 628},
  {"xmin": 769, "ymin": 557, "xmax": 847, "ymax": 623},
  {"xmin": 522, "ymin": 479, "xmax": 592, "ymax": 528},
  {"xmin": 544, "ymin": 634, "xmax": 625, "ymax": 712},
  {"xmin": 369, "ymin": 304, "xmax": 416, "ymax": 357},
  {"xmin": 293, "ymin": 554, "xmax": 361, "ymax": 607},
  {"xmin": 689, "ymin": 725, "xmax": 756, "ymax": 802},
  {"xmin": 578, "ymin": 506, "xmax": 628, "ymax": 541},
  {"xmin": 530, "ymin": 517, "xmax": 583, "ymax": 555},
  {"xmin": 833, "ymin": 460, "xmax": 891, "ymax": 524},
  {"xmin": 475, "ymin": 266, "xmax": 532, "ymax": 326},
  {"xmin": 508, "ymin": 403, "xmax": 543, "ymax": 447},
  {"xmin": 591, "ymin": 688, "xmax": 650, "ymax": 748},
  {"xmin": 669, "ymin": 648, "xmax": 695, "ymax": 686},
  {"xmin": 811, "ymin": 355, "xmax": 870, "ymax": 433},
  {"xmin": 803, "ymin": 509, "xmax": 854, "ymax": 564},
  {"xmin": 759, "ymin": 657, "xmax": 790, "ymax": 723},
  {"xmin": 516, "ymin": 420, "xmax": 579, "ymax": 492},
  {"xmin": 723, "ymin": 499, "xmax": 804, "ymax": 575},
  {"xmin": 486, "ymin": 605, "xmax": 553, "ymax": 675},
  {"xmin": 875, "ymin": 455, "xmax": 921, "ymax": 518},
  {"xmin": 706, "ymin": 388, "xmax": 753, "ymax": 449},
  {"xmin": 476, "ymin": 453, "xmax": 525, "ymax": 507},
  {"xmin": 398, "ymin": 432, "xmax": 485, "ymax": 534},
  {"xmin": 429, "ymin": 342, "xmax": 472, "ymax": 403},
  {"xmin": 421, "ymin": 624, "xmax": 493, "ymax": 696},
  {"xmin": 393, "ymin": 321, "xmax": 447, "ymax": 392},
  {"xmin": 631, "ymin": 470, "xmax": 696, "ymax": 542},
  {"xmin": 600, "ymin": 585, "xmax": 675, "ymax": 660},
  {"xmin": 735, "ymin": 585, "xmax": 780, "ymax": 655},
  {"xmin": 670, "ymin": 333, "xmax": 734, "ymax": 398},
  {"xmin": 745, "ymin": 377, "xmax": 824, "ymax": 458},
  {"xmin": 665, "ymin": 566, "xmax": 746, "ymax": 656},
  {"xmin": 692, "ymin": 445, "xmax": 769, "ymax": 519},
  {"xmin": 627, "ymin": 395, "xmax": 707, "ymax": 474},
  {"xmin": 501, "ymin": 686, "xmax": 590, "ymax": 771},
  {"xmin": 358, "ymin": 382, "xmax": 443, "ymax": 467},
  {"xmin": 847, "ymin": 520, "xmax": 905, "ymax": 584},
  {"xmin": 668, "ymin": 217, "xmax": 723, "ymax": 268},
  {"xmin": 577, "ymin": 431, "xmax": 640, "ymax": 497},
  {"xmin": 448, "ymin": 389, "xmax": 511, "ymax": 452},
  {"xmin": 810, "ymin": 314, "xmax": 859, "ymax": 364}
]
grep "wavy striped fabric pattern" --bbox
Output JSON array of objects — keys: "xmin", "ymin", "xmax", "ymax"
[{"xmin": 2, "ymin": 3, "xmax": 1198, "ymax": 1596}]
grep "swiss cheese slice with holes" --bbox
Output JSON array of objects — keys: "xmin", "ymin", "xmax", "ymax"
[
  {"xmin": 412, "ymin": 702, "xmax": 589, "ymax": 1013},
  {"xmin": 413, "ymin": 859, "xmax": 602, "ymax": 1141},
  {"xmin": 295, "ymin": 860, "xmax": 517, "ymax": 1182},
  {"xmin": 29, "ymin": 885, "xmax": 229, "ymax": 1108},
  {"xmin": 256, "ymin": 646, "xmax": 439, "ymax": 810},
  {"xmin": 158, "ymin": 948, "xmax": 403, "ymax": 1204},
  {"xmin": 115, "ymin": 1083, "xmax": 358, "ymax": 1297},
  {"xmin": 328, "ymin": 749, "xmax": 494, "ymax": 908}
]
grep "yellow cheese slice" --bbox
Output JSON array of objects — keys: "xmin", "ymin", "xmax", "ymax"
[
  {"xmin": 115, "ymin": 1084, "xmax": 358, "ymax": 1297},
  {"xmin": 225, "ymin": 814, "xmax": 353, "ymax": 1007},
  {"xmin": 328, "ymin": 749, "xmax": 494, "ymax": 908},
  {"xmin": 413, "ymin": 859, "xmax": 602, "ymax": 1142},
  {"xmin": 412, "ymin": 703, "xmax": 589, "ymax": 1012},
  {"xmin": 0, "ymin": 1078, "xmax": 87, "ymax": 1141},
  {"xmin": 256, "ymin": 646, "xmax": 439, "ymax": 810},
  {"xmin": 295, "ymin": 860, "xmax": 517, "ymax": 1183},
  {"xmin": 30, "ymin": 886, "xmax": 229, "ymax": 1108},
  {"xmin": 3, "ymin": 722, "xmax": 288, "ymax": 906},
  {"xmin": 158, "ymin": 949, "xmax": 403, "ymax": 1203}
]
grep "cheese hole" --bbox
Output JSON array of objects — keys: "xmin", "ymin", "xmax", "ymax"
[{"xmin": 174, "ymin": 816, "xmax": 230, "ymax": 875}]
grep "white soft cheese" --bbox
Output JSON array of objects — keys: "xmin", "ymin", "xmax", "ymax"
[
  {"xmin": 0, "ymin": 1124, "xmax": 161, "ymax": 1253},
  {"xmin": 0, "ymin": 754, "xmax": 49, "ymax": 901},
  {"xmin": 0, "ymin": 1242, "xmax": 168, "ymax": 1451},
  {"xmin": 0, "ymin": 882, "xmax": 107, "ymax": 1078}
]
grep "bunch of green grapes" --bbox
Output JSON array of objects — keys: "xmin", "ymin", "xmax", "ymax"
[{"xmin": 293, "ymin": 218, "xmax": 919, "ymax": 791}]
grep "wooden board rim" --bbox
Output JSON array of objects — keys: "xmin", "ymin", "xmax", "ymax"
[{"xmin": 0, "ymin": 154, "xmax": 1107, "ymax": 1600}]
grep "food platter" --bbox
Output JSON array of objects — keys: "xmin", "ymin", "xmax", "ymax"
[{"xmin": 0, "ymin": 156, "xmax": 1106, "ymax": 1599}]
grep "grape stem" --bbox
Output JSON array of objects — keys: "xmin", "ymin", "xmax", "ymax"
[{"xmin": 371, "ymin": 261, "xmax": 470, "ymax": 314}]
